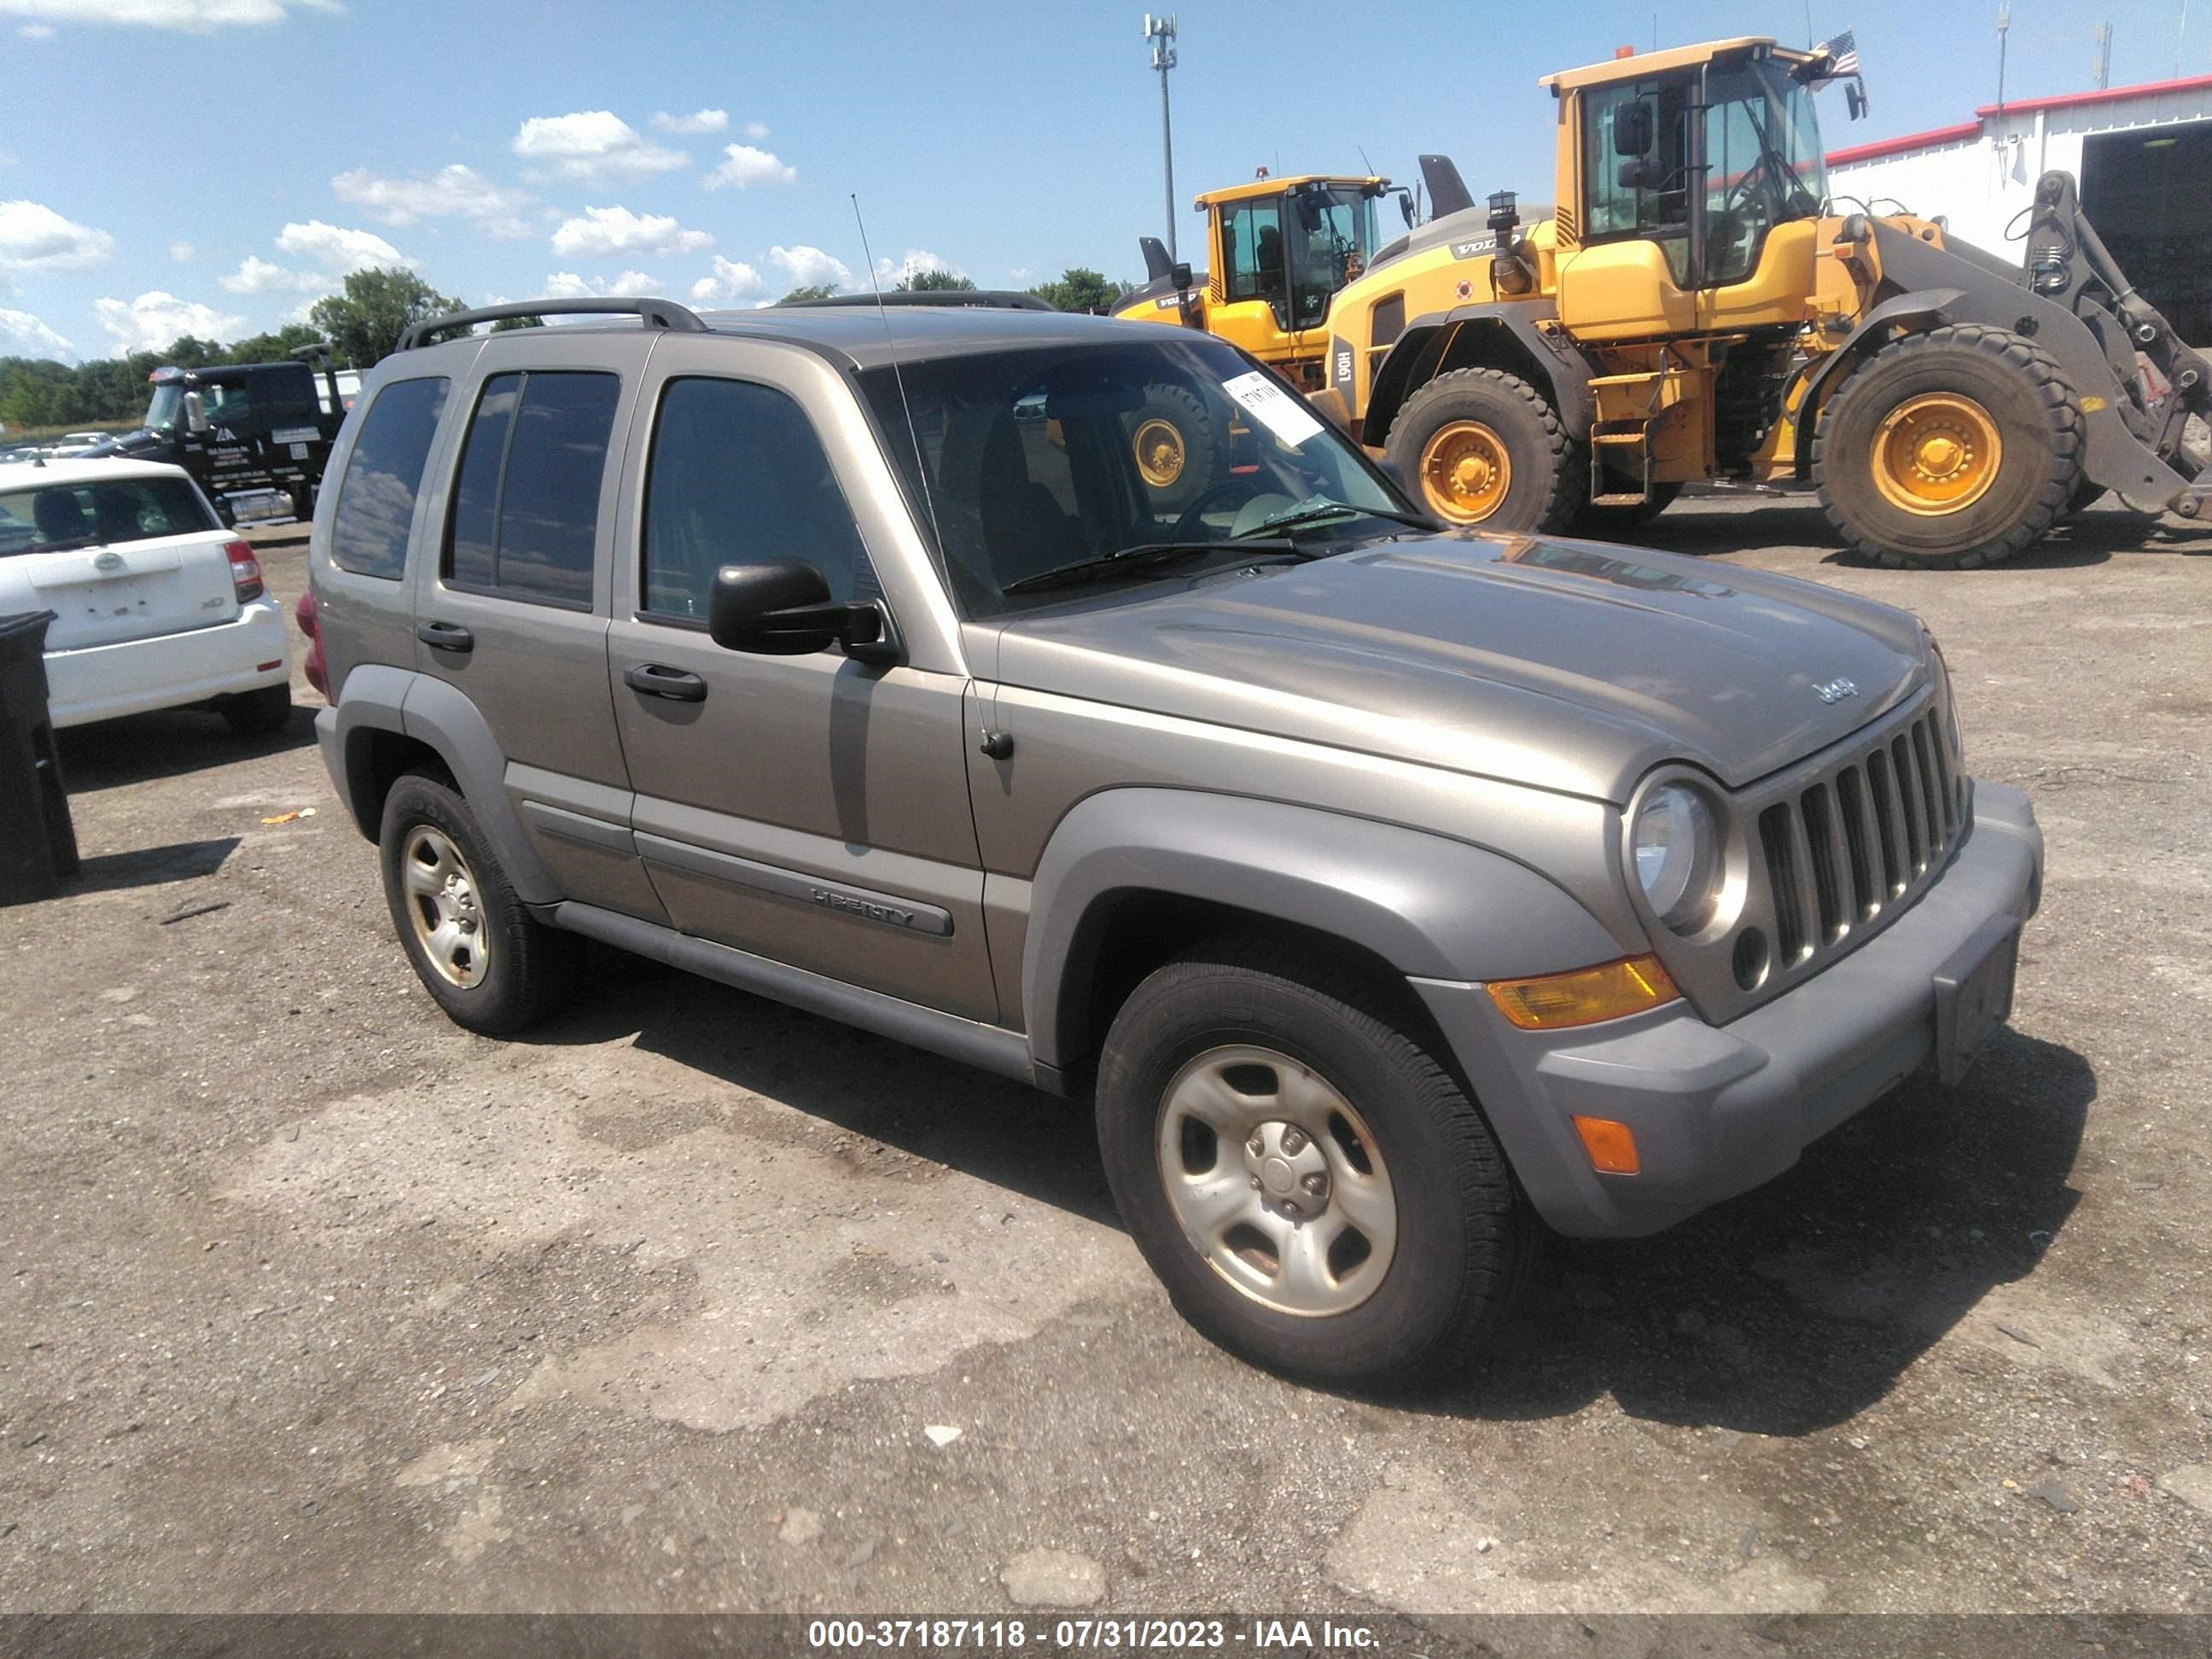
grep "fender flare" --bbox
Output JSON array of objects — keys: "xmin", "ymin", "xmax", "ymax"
[
  {"xmin": 1362, "ymin": 303, "xmax": 1595, "ymax": 448},
  {"xmin": 1021, "ymin": 788, "xmax": 1627, "ymax": 1071},
  {"xmin": 328, "ymin": 666, "xmax": 560, "ymax": 904},
  {"xmin": 1789, "ymin": 287, "xmax": 1965, "ymax": 475}
]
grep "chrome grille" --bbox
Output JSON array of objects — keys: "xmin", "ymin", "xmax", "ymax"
[{"xmin": 1761, "ymin": 704, "xmax": 1962, "ymax": 974}]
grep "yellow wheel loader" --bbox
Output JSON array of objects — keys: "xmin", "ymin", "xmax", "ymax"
[{"xmin": 1114, "ymin": 37, "xmax": 2211, "ymax": 568}]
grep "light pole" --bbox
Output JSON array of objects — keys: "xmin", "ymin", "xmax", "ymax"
[{"xmin": 1144, "ymin": 13, "xmax": 1179, "ymax": 260}]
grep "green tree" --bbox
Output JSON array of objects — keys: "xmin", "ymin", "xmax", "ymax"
[
  {"xmin": 308, "ymin": 267, "xmax": 466, "ymax": 369},
  {"xmin": 225, "ymin": 323, "xmax": 323, "ymax": 364},
  {"xmin": 1026, "ymin": 268, "xmax": 1131, "ymax": 314},
  {"xmin": 490, "ymin": 314, "xmax": 545, "ymax": 331},
  {"xmin": 896, "ymin": 269, "xmax": 976, "ymax": 292},
  {"xmin": 156, "ymin": 335, "xmax": 227, "ymax": 369},
  {"xmin": 777, "ymin": 283, "xmax": 841, "ymax": 304}
]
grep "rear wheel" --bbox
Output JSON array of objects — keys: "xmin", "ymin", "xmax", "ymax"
[
  {"xmin": 379, "ymin": 770, "xmax": 580, "ymax": 1035},
  {"xmin": 1385, "ymin": 368, "xmax": 1585, "ymax": 534},
  {"xmin": 1814, "ymin": 324, "xmax": 2081, "ymax": 568},
  {"xmin": 1126, "ymin": 382, "xmax": 1217, "ymax": 517},
  {"xmin": 219, "ymin": 683, "xmax": 292, "ymax": 736},
  {"xmin": 1095, "ymin": 934, "xmax": 1533, "ymax": 1389}
]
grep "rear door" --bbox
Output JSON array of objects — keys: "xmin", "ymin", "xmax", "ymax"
[
  {"xmin": 408, "ymin": 332, "xmax": 668, "ymax": 923},
  {"xmin": 0, "ymin": 471, "xmax": 238, "ymax": 649}
]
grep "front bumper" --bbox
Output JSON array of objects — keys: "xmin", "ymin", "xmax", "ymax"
[
  {"xmin": 1415, "ymin": 780, "xmax": 2044, "ymax": 1238},
  {"xmin": 44, "ymin": 598, "xmax": 291, "ymax": 730}
]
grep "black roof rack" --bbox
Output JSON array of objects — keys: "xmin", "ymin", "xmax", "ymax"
[
  {"xmin": 396, "ymin": 297, "xmax": 708, "ymax": 352},
  {"xmin": 777, "ymin": 290, "xmax": 1057, "ymax": 311}
]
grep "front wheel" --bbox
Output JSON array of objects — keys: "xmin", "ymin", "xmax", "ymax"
[
  {"xmin": 1095, "ymin": 935, "xmax": 1533, "ymax": 1389},
  {"xmin": 1814, "ymin": 323, "xmax": 2082, "ymax": 568},
  {"xmin": 1384, "ymin": 368, "xmax": 1586, "ymax": 534}
]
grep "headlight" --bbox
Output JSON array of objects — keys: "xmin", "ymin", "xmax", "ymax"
[{"xmin": 1633, "ymin": 783, "xmax": 1722, "ymax": 934}]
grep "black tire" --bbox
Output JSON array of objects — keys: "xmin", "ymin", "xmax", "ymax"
[
  {"xmin": 1575, "ymin": 481, "xmax": 1684, "ymax": 537},
  {"xmin": 2059, "ymin": 479, "xmax": 2106, "ymax": 520},
  {"xmin": 378, "ymin": 769, "xmax": 580, "ymax": 1036},
  {"xmin": 1813, "ymin": 324, "xmax": 2082, "ymax": 568},
  {"xmin": 219, "ymin": 683, "xmax": 292, "ymax": 736},
  {"xmin": 1095, "ymin": 934, "xmax": 1534, "ymax": 1390},
  {"xmin": 1383, "ymin": 368, "xmax": 1586, "ymax": 534},
  {"xmin": 1126, "ymin": 382, "xmax": 1218, "ymax": 517},
  {"xmin": 289, "ymin": 484, "xmax": 316, "ymax": 523}
]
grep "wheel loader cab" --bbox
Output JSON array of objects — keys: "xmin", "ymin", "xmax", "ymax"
[
  {"xmin": 1551, "ymin": 44, "xmax": 1830, "ymax": 339},
  {"xmin": 1199, "ymin": 176, "xmax": 1388, "ymax": 387}
]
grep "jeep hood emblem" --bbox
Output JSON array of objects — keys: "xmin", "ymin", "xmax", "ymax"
[{"xmin": 1813, "ymin": 678, "xmax": 1859, "ymax": 704}]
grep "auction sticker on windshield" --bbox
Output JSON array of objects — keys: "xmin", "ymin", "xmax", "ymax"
[{"xmin": 1222, "ymin": 370, "xmax": 1324, "ymax": 448}]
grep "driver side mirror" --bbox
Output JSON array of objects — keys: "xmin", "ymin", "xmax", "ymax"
[
  {"xmin": 183, "ymin": 391, "xmax": 210, "ymax": 434},
  {"xmin": 708, "ymin": 560, "xmax": 892, "ymax": 661},
  {"xmin": 1170, "ymin": 261, "xmax": 1193, "ymax": 292},
  {"xmin": 1614, "ymin": 100, "xmax": 1656, "ymax": 157}
]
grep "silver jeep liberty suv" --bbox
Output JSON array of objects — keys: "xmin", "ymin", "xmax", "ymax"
[{"xmin": 308, "ymin": 295, "xmax": 2043, "ymax": 1388}]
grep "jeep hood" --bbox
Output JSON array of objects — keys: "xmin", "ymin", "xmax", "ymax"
[{"xmin": 987, "ymin": 533, "xmax": 1930, "ymax": 802}]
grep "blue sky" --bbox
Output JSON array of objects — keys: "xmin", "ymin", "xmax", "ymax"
[{"xmin": 0, "ymin": 0, "xmax": 2202, "ymax": 362}]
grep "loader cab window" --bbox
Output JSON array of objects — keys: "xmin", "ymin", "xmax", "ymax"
[
  {"xmin": 1703, "ymin": 59, "xmax": 1828, "ymax": 285},
  {"xmin": 1221, "ymin": 198, "xmax": 1289, "ymax": 328},
  {"xmin": 1286, "ymin": 187, "xmax": 1381, "ymax": 331},
  {"xmin": 1582, "ymin": 75, "xmax": 1697, "ymax": 285}
]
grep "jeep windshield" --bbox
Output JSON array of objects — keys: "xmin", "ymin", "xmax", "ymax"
[{"xmin": 858, "ymin": 335, "xmax": 1412, "ymax": 615}]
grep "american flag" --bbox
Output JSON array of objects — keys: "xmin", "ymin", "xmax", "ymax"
[{"xmin": 1817, "ymin": 29, "xmax": 1861, "ymax": 77}]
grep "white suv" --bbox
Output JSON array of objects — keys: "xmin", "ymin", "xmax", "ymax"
[{"xmin": 0, "ymin": 457, "xmax": 292, "ymax": 733}]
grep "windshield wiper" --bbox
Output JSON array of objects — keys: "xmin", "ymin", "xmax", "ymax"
[
  {"xmin": 1231, "ymin": 499, "xmax": 1436, "ymax": 539},
  {"xmin": 1000, "ymin": 538, "xmax": 1305, "ymax": 596}
]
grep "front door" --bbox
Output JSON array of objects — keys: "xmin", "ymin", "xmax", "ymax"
[{"xmin": 605, "ymin": 336, "xmax": 997, "ymax": 1022}]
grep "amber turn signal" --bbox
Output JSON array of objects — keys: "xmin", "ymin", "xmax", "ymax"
[
  {"xmin": 1572, "ymin": 1115, "xmax": 1642, "ymax": 1175},
  {"xmin": 1484, "ymin": 954, "xmax": 1679, "ymax": 1030}
]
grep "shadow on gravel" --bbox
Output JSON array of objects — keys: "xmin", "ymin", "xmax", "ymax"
[
  {"xmin": 521, "ymin": 957, "xmax": 2093, "ymax": 1437},
  {"xmin": 1613, "ymin": 498, "xmax": 2209, "ymax": 566},
  {"xmin": 67, "ymin": 835, "xmax": 240, "ymax": 893},
  {"xmin": 57, "ymin": 703, "xmax": 314, "ymax": 793},
  {"xmin": 520, "ymin": 954, "xmax": 1117, "ymax": 1225},
  {"xmin": 1435, "ymin": 1027, "xmax": 2096, "ymax": 1436}
]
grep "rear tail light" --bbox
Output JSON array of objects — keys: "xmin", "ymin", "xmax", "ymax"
[
  {"xmin": 225, "ymin": 539, "xmax": 265, "ymax": 602},
  {"xmin": 296, "ymin": 587, "xmax": 329, "ymax": 701}
]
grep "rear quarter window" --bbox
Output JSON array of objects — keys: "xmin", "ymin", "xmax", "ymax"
[{"xmin": 329, "ymin": 376, "xmax": 450, "ymax": 580}]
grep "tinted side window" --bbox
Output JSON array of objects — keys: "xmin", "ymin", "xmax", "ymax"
[
  {"xmin": 445, "ymin": 370, "xmax": 620, "ymax": 608},
  {"xmin": 329, "ymin": 376, "xmax": 449, "ymax": 580},
  {"xmin": 641, "ymin": 377, "xmax": 876, "ymax": 621}
]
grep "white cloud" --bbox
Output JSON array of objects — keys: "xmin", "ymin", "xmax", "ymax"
[
  {"xmin": 538, "ymin": 271, "xmax": 661, "ymax": 300},
  {"xmin": 743, "ymin": 120, "xmax": 769, "ymax": 140},
  {"xmin": 0, "ymin": 0, "xmax": 338, "ymax": 29},
  {"xmin": 0, "ymin": 306, "xmax": 72, "ymax": 358},
  {"xmin": 0, "ymin": 199, "xmax": 115, "ymax": 273},
  {"xmin": 1007, "ymin": 266, "xmax": 1033, "ymax": 282},
  {"xmin": 92, "ymin": 290, "xmax": 246, "ymax": 352},
  {"xmin": 276, "ymin": 218, "xmax": 413, "ymax": 271},
  {"xmin": 766, "ymin": 244, "xmax": 853, "ymax": 292},
  {"xmin": 703, "ymin": 143, "xmax": 795, "ymax": 190},
  {"xmin": 218, "ymin": 253, "xmax": 330, "ymax": 294},
  {"xmin": 877, "ymin": 247, "xmax": 963, "ymax": 286},
  {"xmin": 652, "ymin": 108, "xmax": 726, "ymax": 135},
  {"xmin": 688, "ymin": 255, "xmax": 764, "ymax": 304},
  {"xmin": 512, "ymin": 111, "xmax": 686, "ymax": 185},
  {"xmin": 331, "ymin": 163, "xmax": 533, "ymax": 237},
  {"xmin": 18, "ymin": 20, "xmax": 55, "ymax": 36},
  {"xmin": 167, "ymin": 239, "xmax": 193, "ymax": 261},
  {"xmin": 550, "ymin": 205, "xmax": 713, "ymax": 259}
]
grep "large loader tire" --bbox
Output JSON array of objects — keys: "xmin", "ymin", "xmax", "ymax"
[
  {"xmin": 1126, "ymin": 382, "xmax": 1217, "ymax": 518},
  {"xmin": 1385, "ymin": 368, "xmax": 1586, "ymax": 534},
  {"xmin": 1813, "ymin": 324, "xmax": 2082, "ymax": 569}
]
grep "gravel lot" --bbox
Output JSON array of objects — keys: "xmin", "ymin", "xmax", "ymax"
[{"xmin": 3, "ymin": 498, "xmax": 2209, "ymax": 1622}]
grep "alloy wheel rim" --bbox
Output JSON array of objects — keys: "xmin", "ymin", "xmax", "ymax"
[
  {"xmin": 1133, "ymin": 417, "xmax": 1187, "ymax": 487},
  {"xmin": 1418, "ymin": 420, "xmax": 1513, "ymax": 522},
  {"xmin": 1155, "ymin": 1044, "xmax": 1399, "ymax": 1317},
  {"xmin": 1871, "ymin": 392, "xmax": 2002, "ymax": 516},
  {"xmin": 401, "ymin": 825, "xmax": 490, "ymax": 989}
]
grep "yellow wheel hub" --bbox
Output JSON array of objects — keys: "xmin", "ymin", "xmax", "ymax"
[
  {"xmin": 1871, "ymin": 393, "xmax": 2001, "ymax": 515},
  {"xmin": 1418, "ymin": 420, "xmax": 1512, "ymax": 523},
  {"xmin": 1134, "ymin": 417, "xmax": 1186, "ymax": 488}
]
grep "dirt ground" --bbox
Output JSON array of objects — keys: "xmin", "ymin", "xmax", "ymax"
[{"xmin": 2, "ymin": 498, "xmax": 2209, "ymax": 1626}]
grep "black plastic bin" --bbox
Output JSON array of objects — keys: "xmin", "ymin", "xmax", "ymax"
[{"xmin": 0, "ymin": 610, "xmax": 79, "ymax": 905}]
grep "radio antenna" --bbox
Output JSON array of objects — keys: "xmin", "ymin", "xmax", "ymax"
[{"xmin": 851, "ymin": 194, "xmax": 944, "ymax": 561}]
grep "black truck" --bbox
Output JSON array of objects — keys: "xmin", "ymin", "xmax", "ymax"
[{"xmin": 84, "ymin": 350, "xmax": 346, "ymax": 527}]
